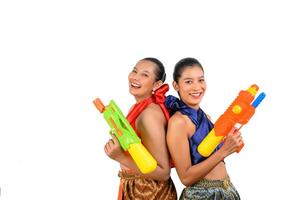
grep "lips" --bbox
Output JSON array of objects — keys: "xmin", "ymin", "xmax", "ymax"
[
  {"xmin": 188, "ymin": 92, "xmax": 204, "ymax": 100},
  {"xmin": 189, "ymin": 92, "xmax": 202, "ymax": 97},
  {"xmin": 130, "ymin": 82, "xmax": 141, "ymax": 89}
]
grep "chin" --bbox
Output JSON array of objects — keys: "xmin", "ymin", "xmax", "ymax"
[
  {"xmin": 187, "ymin": 99, "xmax": 201, "ymax": 108},
  {"xmin": 129, "ymin": 87, "xmax": 136, "ymax": 95},
  {"xmin": 129, "ymin": 89, "xmax": 143, "ymax": 99},
  {"xmin": 129, "ymin": 90, "xmax": 138, "ymax": 97}
]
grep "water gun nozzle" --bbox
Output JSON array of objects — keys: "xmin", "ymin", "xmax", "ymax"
[{"xmin": 93, "ymin": 98, "xmax": 105, "ymax": 113}]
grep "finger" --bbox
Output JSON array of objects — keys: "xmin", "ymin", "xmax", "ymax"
[
  {"xmin": 107, "ymin": 138, "xmax": 114, "ymax": 145},
  {"xmin": 233, "ymin": 128, "xmax": 241, "ymax": 135},
  {"xmin": 106, "ymin": 139, "xmax": 114, "ymax": 149},
  {"xmin": 233, "ymin": 131, "xmax": 241, "ymax": 138},
  {"xmin": 227, "ymin": 127, "xmax": 238, "ymax": 136},
  {"xmin": 104, "ymin": 144, "xmax": 110, "ymax": 154},
  {"xmin": 111, "ymin": 135, "xmax": 119, "ymax": 144}
]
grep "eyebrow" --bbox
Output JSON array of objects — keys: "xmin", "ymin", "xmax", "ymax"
[
  {"xmin": 142, "ymin": 70, "xmax": 150, "ymax": 74},
  {"xmin": 133, "ymin": 67, "xmax": 151, "ymax": 74},
  {"xmin": 183, "ymin": 76, "xmax": 204, "ymax": 80}
]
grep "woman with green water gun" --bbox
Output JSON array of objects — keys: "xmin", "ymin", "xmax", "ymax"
[{"xmin": 102, "ymin": 58, "xmax": 177, "ymax": 200}]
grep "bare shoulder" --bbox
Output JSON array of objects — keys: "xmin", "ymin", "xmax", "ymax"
[
  {"xmin": 135, "ymin": 103, "xmax": 167, "ymax": 141},
  {"xmin": 136, "ymin": 103, "xmax": 166, "ymax": 130},
  {"xmin": 167, "ymin": 112, "xmax": 190, "ymax": 142},
  {"xmin": 168, "ymin": 112, "xmax": 187, "ymax": 130},
  {"xmin": 139, "ymin": 103, "xmax": 166, "ymax": 121}
]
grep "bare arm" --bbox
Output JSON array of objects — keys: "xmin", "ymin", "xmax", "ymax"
[
  {"xmin": 136, "ymin": 104, "xmax": 170, "ymax": 180},
  {"xmin": 167, "ymin": 112, "xmax": 242, "ymax": 186}
]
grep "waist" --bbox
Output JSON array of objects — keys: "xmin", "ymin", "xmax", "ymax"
[
  {"xmin": 204, "ymin": 161, "xmax": 227, "ymax": 180},
  {"xmin": 118, "ymin": 170, "xmax": 142, "ymax": 180},
  {"xmin": 194, "ymin": 176, "xmax": 232, "ymax": 190}
]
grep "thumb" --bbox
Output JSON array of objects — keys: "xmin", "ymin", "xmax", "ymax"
[{"xmin": 227, "ymin": 127, "xmax": 237, "ymax": 136}]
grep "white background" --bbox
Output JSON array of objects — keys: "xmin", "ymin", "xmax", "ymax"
[{"xmin": 1, "ymin": 0, "xmax": 300, "ymax": 199}]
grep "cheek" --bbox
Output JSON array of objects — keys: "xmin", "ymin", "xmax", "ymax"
[
  {"xmin": 128, "ymin": 73, "xmax": 133, "ymax": 81},
  {"xmin": 143, "ymin": 82, "xmax": 153, "ymax": 92},
  {"xmin": 142, "ymin": 77, "xmax": 154, "ymax": 86},
  {"xmin": 178, "ymin": 86, "xmax": 188, "ymax": 95},
  {"xmin": 179, "ymin": 85, "xmax": 190, "ymax": 93}
]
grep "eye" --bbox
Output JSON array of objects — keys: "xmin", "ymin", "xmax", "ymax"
[
  {"xmin": 131, "ymin": 69, "xmax": 137, "ymax": 73},
  {"xmin": 185, "ymin": 80, "xmax": 193, "ymax": 84},
  {"xmin": 199, "ymin": 78, "xmax": 205, "ymax": 82},
  {"xmin": 142, "ymin": 73, "xmax": 149, "ymax": 77}
]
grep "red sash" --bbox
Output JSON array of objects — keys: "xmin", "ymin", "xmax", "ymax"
[{"xmin": 126, "ymin": 84, "xmax": 170, "ymax": 136}]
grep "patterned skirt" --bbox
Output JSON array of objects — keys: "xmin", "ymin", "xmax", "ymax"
[
  {"xmin": 118, "ymin": 170, "xmax": 177, "ymax": 200},
  {"xmin": 179, "ymin": 176, "xmax": 240, "ymax": 200}
]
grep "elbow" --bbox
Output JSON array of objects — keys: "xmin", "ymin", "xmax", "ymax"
[
  {"xmin": 180, "ymin": 176, "xmax": 195, "ymax": 187},
  {"xmin": 181, "ymin": 179, "xmax": 191, "ymax": 187},
  {"xmin": 157, "ymin": 168, "xmax": 171, "ymax": 181},
  {"xmin": 160, "ymin": 174, "xmax": 171, "ymax": 181}
]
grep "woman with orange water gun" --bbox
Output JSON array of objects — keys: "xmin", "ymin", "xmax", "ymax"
[{"xmin": 166, "ymin": 58, "xmax": 242, "ymax": 200}]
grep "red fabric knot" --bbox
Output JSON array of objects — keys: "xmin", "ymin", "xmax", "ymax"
[{"xmin": 154, "ymin": 84, "xmax": 169, "ymax": 104}]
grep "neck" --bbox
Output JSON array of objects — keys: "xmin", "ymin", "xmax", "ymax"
[
  {"xmin": 180, "ymin": 98, "xmax": 200, "ymax": 110},
  {"xmin": 134, "ymin": 94, "xmax": 152, "ymax": 104}
]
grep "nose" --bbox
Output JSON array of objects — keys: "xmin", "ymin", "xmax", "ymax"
[
  {"xmin": 133, "ymin": 73, "xmax": 139, "ymax": 81},
  {"xmin": 192, "ymin": 83, "xmax": 200, "ymax": 91},
  {"xmin": 192, "ymin": 82, "xmax": 203, "ymax": 91},
  {"xmin": 129, "ymin": 72, "xmax": 139, "ymax": 81}
]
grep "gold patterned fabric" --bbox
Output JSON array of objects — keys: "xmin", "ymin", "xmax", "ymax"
[
  {"xmin": 179, "ymin": 176, "xmax": 240, "ymax": 200},
  {"xmin": 118, "ymin": 171, "xmax": 177, "ymax": 200}
]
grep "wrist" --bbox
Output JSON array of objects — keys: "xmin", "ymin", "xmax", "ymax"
[{"xmin": 215, "ymin": 148, "xmax": 227, "ymax": 161}]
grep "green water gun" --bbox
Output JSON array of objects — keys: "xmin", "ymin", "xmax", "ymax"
[{"xmin": 93, "ymin": 98, "xmax": 157, "ymax": 174}]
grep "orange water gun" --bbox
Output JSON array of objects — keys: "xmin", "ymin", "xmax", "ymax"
[{"xmin": 198, "ymin": 84, "xmax": 266, "ymax": 157}]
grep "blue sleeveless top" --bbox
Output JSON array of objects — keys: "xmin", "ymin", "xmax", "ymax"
[{"xmin": 165, "ymin": 95, "xmax": 222, "ymax": 165}]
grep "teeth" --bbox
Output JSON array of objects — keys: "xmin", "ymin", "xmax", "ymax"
[
  {"xmin": 131, "ymin": 83, "xmax": 141, "ymax": 88},
  {"xmin": 190, "ymin": 93, "xmax": 201, "ymax": 97}
]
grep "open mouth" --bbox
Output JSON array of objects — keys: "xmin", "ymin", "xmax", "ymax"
[
  {"xmin": 189, "ymin": 92, "xmax": 202, "ymax": 98},
  {"xmin": 130, "ymin": 82, "xmax": 142, "ymax": 89}
]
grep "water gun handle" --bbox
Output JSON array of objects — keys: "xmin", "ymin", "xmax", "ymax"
[
  {"xmin": 93, "ymin": 98, "xmax": 157, "ymax": 174},
  {"xmin": 234, "ymin": 130, "xmax": 244, "ymax": 153},
  {"xmin": 235, "ymin": 92, "xmax": 265, "ymax": 153}
]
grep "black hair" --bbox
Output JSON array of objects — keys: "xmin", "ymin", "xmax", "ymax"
[
  {"xmin": 142, "ymin": 57, "xmax": 166, "ymax": 82},
  {"xmin": 173, "ymin": 57, "xmax": 204, "ymax": 83}
]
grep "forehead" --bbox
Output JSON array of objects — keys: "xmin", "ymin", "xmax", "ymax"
[
  {"xmin": 180, "ymin": 65, "xmax": 204, "ymax": 78},
  {"xmin": 135, "ymin": 60, "xmax": 156, "ymax": 73}
]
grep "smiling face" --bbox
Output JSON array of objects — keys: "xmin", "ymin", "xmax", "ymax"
[
  {"xmin": 128, "ymin": 60, "xmax": 162, "ymax": 102},
  {"xmin": 173, "ymin": 65, "xmax": 206, "ymax": 109}
]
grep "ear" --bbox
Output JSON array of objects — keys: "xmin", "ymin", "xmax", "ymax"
[
  {"xmin": 172, "ymin": 81, "xmax": 179, "ymax": 92},
  {"xmin": 152, "ymin": 80, "xmax": 163, "ymax": 91}
]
